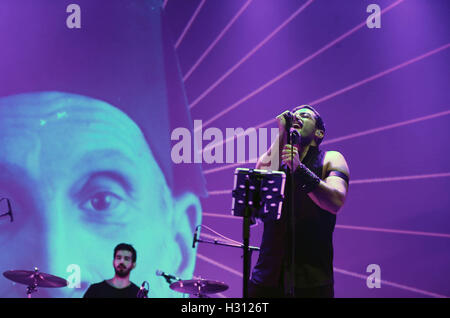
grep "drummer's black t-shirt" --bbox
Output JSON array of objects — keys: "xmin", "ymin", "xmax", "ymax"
[{"xmin": 83, "ymin": 280, "xmax": 140, "ymax": 298}]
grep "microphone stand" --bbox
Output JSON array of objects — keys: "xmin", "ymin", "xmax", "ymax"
[
  {"xmin": 283, "ymin": 124, "xmax": 297, "ymax": 297},
  {"xmin": 194, "ymin": 232, "xmax": 260, "ymax": 298}
]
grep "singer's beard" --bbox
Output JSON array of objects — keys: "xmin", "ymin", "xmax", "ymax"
[
  {"xmin": 115, "ymin": 266, "xmax": 132, "ymax": 278},
  {"xmin": 298, "ymin": 133, "xmax": 313, "ymax": 147}
]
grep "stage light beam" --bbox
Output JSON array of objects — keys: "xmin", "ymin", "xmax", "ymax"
[
  {"xmin": 196, "ymin": 250, "xmax": 448, "ymax": 297},
  {"xmin": 195, "ymin": 0, "xmax": 405, "ymax": 128},
  {"xmin": 175, "ymin": 0, "xmax": 207, "ymax": 49},
  {"xmin": 202, "ymin": 107, "xmax": 449, "ymax": 174},
  {"xmin": 189, "ymin": 0, "xmax": 315, "ymax": 109},
  {"xmin": 309, "ymin": 43, "xmax": 450, "ymax": 106},
  {"xmin": 202, "ymin": 212, "xmax": 450, "ymax": 239},
  {"xmin": 183, "ymin": 0, "xmax": 254, "ymax": 82},
  {"xmin": 204, "ymin": 172, "xmax": 450, "ymax": 192},
  {"xmin": 197, "ymin": 253, "xmax": 243, "ymax": 278},
  {"xmin": 322, "ymin": 110, "xmax": 450, "ymax": 145},
  {"xmin": 333, "ymin": 267, "xmax": 448, "ymax": 298},
  {"xmin": 201, "ymin": 83, "xmax": 449, "ymax": 169}
]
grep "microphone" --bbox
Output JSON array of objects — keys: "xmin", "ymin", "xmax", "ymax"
[
  {"xmin": 192, "ymin": 225, "xmax": 199, "ymax": 248},
  {"xmin": 156, "ymin": 270, "xmax": 181, "ymax": 283},
  {"xmin": 283, "ymin": 112, "xmax": 294, "ymax": 131}
]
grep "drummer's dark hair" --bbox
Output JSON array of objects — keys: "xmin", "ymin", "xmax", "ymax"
[{"xmin": 114, "ymin": 243, "xmax": 137, "ymax": 263}]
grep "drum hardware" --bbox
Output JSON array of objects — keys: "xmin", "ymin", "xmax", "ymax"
[
  {"xmin": 169, "ymin": 279, "xmax": 228, "ymax": 298},
  {"xmin": 3, "ymin": 267, "xmax": 68, "ymax": 298}
]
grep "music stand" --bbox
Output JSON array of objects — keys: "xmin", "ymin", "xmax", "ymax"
[{"xmin": 231, "ymin": 168, "xmax": 286, "ymax": 298}]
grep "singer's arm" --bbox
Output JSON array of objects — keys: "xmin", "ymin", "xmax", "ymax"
[{"xmin": 307, "ymin": 151, "xmax": 349, "ymax": 215}]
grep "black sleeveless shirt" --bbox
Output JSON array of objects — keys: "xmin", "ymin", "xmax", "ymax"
[{"xmin": 251, "ymin": 146, "xmax": 336, "ymax": 289}]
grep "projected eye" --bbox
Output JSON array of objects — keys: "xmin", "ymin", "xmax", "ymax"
[{"xmin": 80, "ymin": 191, "xmax": 122, "ymax": 213}]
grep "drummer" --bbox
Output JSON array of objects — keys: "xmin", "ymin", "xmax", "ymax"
[{"xmin": 83, "ymin": 243, "xmax": 140, "ymax": 298}]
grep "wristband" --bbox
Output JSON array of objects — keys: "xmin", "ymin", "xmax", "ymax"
[{"xmin": 294, "ymin": 163, "xmax": 321, "ymax": 193}]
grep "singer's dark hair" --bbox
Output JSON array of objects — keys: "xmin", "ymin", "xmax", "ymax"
[
  {"xmin": 114, "ymin": 243, "xmax": 137, "ymax": 263},
  {"xmin": 292, "ymin": 104, "xmax": 326, "ymax": 145}
]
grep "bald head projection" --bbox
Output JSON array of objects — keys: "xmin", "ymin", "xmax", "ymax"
[{"xmin": 0, "ymin": 92, "xmax": 201, "ymax": 297}]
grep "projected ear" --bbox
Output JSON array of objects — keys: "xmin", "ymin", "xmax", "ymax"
[{"xmin": 171, "ymin": 192, "xmax": 202, "ymax": 279}]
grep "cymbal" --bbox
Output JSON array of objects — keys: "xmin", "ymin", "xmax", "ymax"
[
  {"xmin": 170, "ymin": 279, "xmax": 228, "ymax": 295},
  {"xmin": 3, "ymin": 270, "xmax": 68, "ymax": 288}
]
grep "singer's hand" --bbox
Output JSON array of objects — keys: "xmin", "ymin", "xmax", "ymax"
[
  {"xmin": 276, "ymin": 110, "xmax": 291, "ymax": 131},
  {"xmin": 281, "ymin": 144, "xmax": 301, "ymax": 171}
]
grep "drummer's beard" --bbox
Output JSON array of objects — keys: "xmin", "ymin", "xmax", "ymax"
[{"xmin": 114, "ymin": 264, "xmax": 132, "ymax": 278}]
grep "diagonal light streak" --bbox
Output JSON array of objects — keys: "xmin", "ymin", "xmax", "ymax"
[
  {"xmin": 197, "ymin": 1, "xmax": 411, "ymax": 153},
  {"xmin": 310, "ymin": 43, "xmax": 450, "ymax": 106},
  {"xmin": 203, "ymin": 212, "xmax": 450, "ymax": 238},
  {"xmin": 201, "ymin": 232, "xmax": 242, "ymax": 246},
  {"xmin": 350, "ymin": 172, "xmax": 450, "ymax": 184},
  {"xmin": 201, "ymin": 45, "xmax": 448, "ymax": 157},
  {"xmin": 195, "ymin": 0, "xmax": 405, "ymax": 127},
  {"xmin": 204, "ymin": 161, "xmax": 253, "ymax": 175},
  {"xmin": 335, "ymin": 224, "xmax": 450, "ymax": 239},
  {"xmin": 203, "ymin": 212, "xmax": 235, "ymax": 219},
  {"xmin": 199, "ymin": 117, "xmax": 274, "ymax": 160},
  {"xmin": 207, "ymin": 190, "xmax": 233, "ymax": 195},
  {"xmin": 183, "ymin": 0, "xmax": 254, "ymax": 82},
  {"xmin": 204, "ymin": 172, "xmax": 450, "ymax": 193},
  {"xmin": 333, "ymin": 267, "xmax": 448, "ymax": 298},
  {"xmin": 202, "ymin": 108, "xmax": 450, "ymax": 175},
  {"xmin": 254, "ymin": 45, "xmax": 450, "ymax": 132},
  {"xmin": 175, "ymin": 0, "xmax": 207, "ymax": 49},
  {"xmin": 197, "ymin": 252, "xmax": 448, "ymax": 297},
  {"xmin": 322, "ymin": 110, "xmax": 450, "ymax": 145},
  {"xmin": 162, "ymin": 0, "xmax": 168, "ymax": 10},
  {"xmin": 197, "ymin": 253, "xmax": 243, "ymax": 278},
  {"xmin": 189, "ymin": 0, "xmax": 315, "ymax": 108}
]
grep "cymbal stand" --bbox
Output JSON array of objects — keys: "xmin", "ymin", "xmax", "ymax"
[{"xmin": 26, "ymin": 268, "xmax": 40, "ymax": 298}]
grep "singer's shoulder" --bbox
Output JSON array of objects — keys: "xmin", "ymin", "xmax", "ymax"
[
  {"xmin": 323, "ymin": 150, "xmax": 346, "ymax": 162},
  {"xmin": 323, "ymin": 150, "xmax": 350, "ymax": 175}
]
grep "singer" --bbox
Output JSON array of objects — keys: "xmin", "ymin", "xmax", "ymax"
[
  {"xmin": 84, "ymin": 243, "xmax": 141, "ymax": 298},
  {"xmin": 249, "ymin": 105, "xmax": 350, "ymax": 298}
]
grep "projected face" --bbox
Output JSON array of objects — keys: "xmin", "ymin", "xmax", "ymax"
[{"xmin": 0, "ymin": 92, "xmax": 200, "ymax": 298}]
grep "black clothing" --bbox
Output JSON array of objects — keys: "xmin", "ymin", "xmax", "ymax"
[
  {"xmin": 83, "ymin": 280, "xmax": 140, "ymax": 298},
  {"xmin": 248, "ymin": 280, "xmax": 334, "ymax": 298},
  {"xmin": 250, "ymin": 146, "xmax": 336, "ymax": 297}
]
